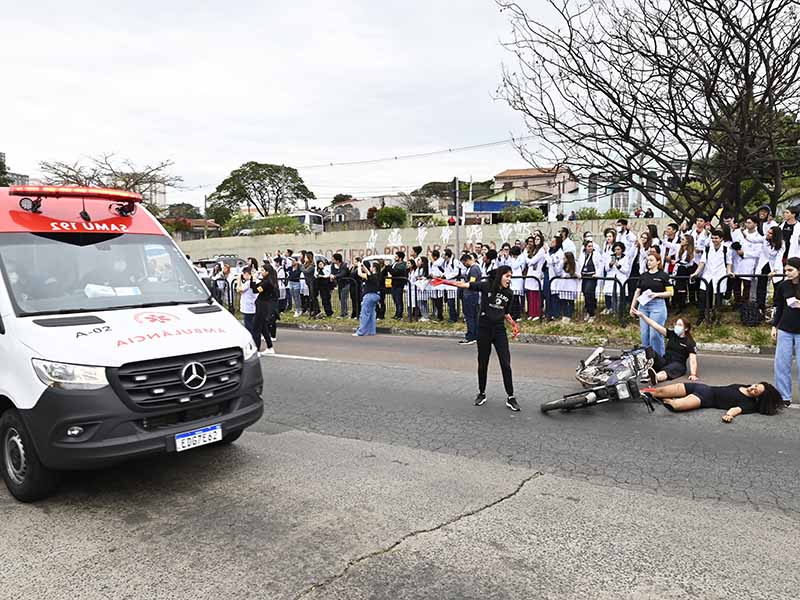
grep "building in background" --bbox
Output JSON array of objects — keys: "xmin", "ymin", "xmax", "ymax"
[
  {"xmin": 139, "ymin": 182, "xmax": 168, "ymax": 209},
  {"xmin": 0, "ymin": 152, "xmax": 30, "ymax": 186},
  {"xmin": 549, "ymin": 172, "xmax": 666, "ymax": 220}
]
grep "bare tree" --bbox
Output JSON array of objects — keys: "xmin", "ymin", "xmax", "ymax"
[
  {"xmin": 39, "ymin": 154, "xmax": 183, "ymax": 198},
  {"xmin": 498, "ymin": 0, "xmax": 800, "ymax": 222},
  {"xmin": 399, "ymin": 192, "xmax": 434, "ymax": 214}
]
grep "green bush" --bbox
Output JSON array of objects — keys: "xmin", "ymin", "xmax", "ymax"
[
  {"xmin": 375, "ymin": 206, "xmax": 408, "ymax": 228},
  {"xmin": 499, "ymin": 206, "xmax": 545, "ymax": 223},
  {"xmin": 576, "ymin": 207, "xmax": 602, "ymax": 220},
  {"xmin": 251, "ymin": 215, "xmax": 309, "ymax": 235},
  {"xmin": 602, "ymin": 208, "xmax": 630, "ymax": 220},
  {"xmin": 222, "ymin": 213, "xmax": 254, "ymax": 236}
]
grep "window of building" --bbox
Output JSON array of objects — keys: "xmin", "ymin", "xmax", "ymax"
[{"xmin": 611, "ymin": 189, "xmax": 629, "ymax": 211}]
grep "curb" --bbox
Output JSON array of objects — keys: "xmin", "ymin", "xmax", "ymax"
[{"xmin": 276, "ymin": 322, "xmax": 772, "ymax": 356}]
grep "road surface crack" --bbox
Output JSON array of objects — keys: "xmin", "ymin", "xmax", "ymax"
[{"xmin": 293, "ymin": 472, "xmax": 543, "ymax": 599}]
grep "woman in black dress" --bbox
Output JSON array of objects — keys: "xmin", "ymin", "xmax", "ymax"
[
  {"xmin": 438, "ymin": 265, "xmax": 521, "ymax": 411},
  {"xmin": 643, "ymin": 382, "xmax": 783, "ymax": 422},
  {"xmin": 251, "ymin": 261, "xmax": 279, "ymax": 355}
]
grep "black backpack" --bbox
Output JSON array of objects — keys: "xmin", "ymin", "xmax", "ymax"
[{"xmin": 739, "ymin": 302, "xmax": 763, "ymax": 326}]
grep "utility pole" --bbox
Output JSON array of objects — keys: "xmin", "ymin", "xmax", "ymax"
[
  {"xmin": 203, "ymin": 194, "xmax": 208, "ymax": 239},
  {"xmin": 453, "ymin": 177, "xmax": 460, "ymax": 253}
]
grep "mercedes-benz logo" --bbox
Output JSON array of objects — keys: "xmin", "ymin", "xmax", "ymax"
[{"xmin": 181, "ymin": 362, "xmax": 207, "ymax": 390}]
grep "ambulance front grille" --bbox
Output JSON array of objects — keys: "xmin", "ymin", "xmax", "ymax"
[{"xmin": 112, "ymin": 347, "xmax": 243, "ymax": 409}]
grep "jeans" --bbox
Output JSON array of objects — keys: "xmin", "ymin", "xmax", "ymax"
[
  {"xmin": 243, "ymin": 312, "xmax": 257, "ymax": 348},
  {"xmin": 639, "ymin": 298, "xmax": 667, "ymax": 357},
  {"xmin": 289, "ymin": 282, "xmax": 302, "ymax": 313},
  {"xmin": 356, "ymin": 292, "xmax": 380, "ymax": 336},
  {"xmin": 463, "ymin": 293, "xmax": 479, "ymax": 341},
  {"xmin": 561, "ymin": 298, "xmax": 574, "ymax": 318},
  {"xmin": 447, "ymin": 296, "xmax": 459, "ymax": 322},
  {"xmin": 775, "ymin": 329, "xmax": 800, "ymax": 402},
  {"xmin": 338, "ymin": 285, "xmax": 350, "ymax": 317},
  {"xmin": 391, "ymin": 286, "xmax": 405, "ymax": 318}
]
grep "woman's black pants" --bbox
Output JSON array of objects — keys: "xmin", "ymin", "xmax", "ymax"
[
  {"xmin": 253, "ymin": 300, "xmax": 277, "ymax": 349},
  {"xmin": 477, "ymin": 323, "xmax": 514, "ymax": 396}
]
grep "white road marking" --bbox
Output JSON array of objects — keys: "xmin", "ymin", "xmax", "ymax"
[{"xmin": 262, "ymin": 353, "xmax": 328, "ymax": 362}]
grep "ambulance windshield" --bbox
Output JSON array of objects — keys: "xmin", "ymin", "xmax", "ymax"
[{"xmin": 0, "ymin": 233, "xmax": 210, "ymax": 316}]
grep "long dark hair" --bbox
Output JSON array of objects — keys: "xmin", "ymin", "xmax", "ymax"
[
  {"xmin": 491, "ymin": 265, "xmax": 512, "ymax": 292},
  {"xmin": 767, "ymin": 225, "xmax": 783, "ymax": 251},
  {"xmin": 756, "ymin": 382, "xmax": 784, "ymax": 415},
  {"xmin": 417, "ymin": 256, "xmax": 429, "ymax": 278},
  {"xmin": 563, "ymin": 251, "xmax": 576, "ymax": 276},
  {"xmin": 261, "ymin": 261, "xmax": 279, "ymax": 289},
  {"xmin": 786, "ymin": 257, "xmax": 800, "ymax": 299}
]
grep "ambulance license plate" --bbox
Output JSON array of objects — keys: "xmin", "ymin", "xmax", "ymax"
[{"xmin": 175, "ymin": 424, "xmax": 222, "ymax": 452}]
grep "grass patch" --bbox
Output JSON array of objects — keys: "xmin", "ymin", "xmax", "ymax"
[{"xmin": 272, "ymin": 306, "xmax": 769, "ymax": 348}]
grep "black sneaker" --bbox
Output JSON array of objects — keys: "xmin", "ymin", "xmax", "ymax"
[
  {"xmin": 474, "ymin": 393, "xmax": 487, "ymax": 406},
  {"xmin": 647, "ymin": 368, "xmax": 658, "ymax": 386},
  {"xmin": 458, "ymin": 339, "xmax": 471, "ymax": 345},
  {"xmin": 784, "ymin": 400, "xmax": 792, "ymax": 408},
  {"xmin": 506, "ymin": 396, "xmax": 521, "ymax": 411}
]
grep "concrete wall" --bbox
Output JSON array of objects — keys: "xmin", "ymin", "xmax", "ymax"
[{"xmin": 179, "ymin": 218, "xmax": 673, "ymax": 262}]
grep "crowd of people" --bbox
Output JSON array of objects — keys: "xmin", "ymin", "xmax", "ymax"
[{"xmin": 195, "ymin": 204, "xmax": 800, "ymax": 413}]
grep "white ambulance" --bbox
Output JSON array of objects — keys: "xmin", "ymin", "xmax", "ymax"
[{"xmin": 0, "ymin": 185, "xmax": 264, "ymax": 501}]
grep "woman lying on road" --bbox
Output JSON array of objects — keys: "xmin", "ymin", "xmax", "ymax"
[
  {"xmin": 435, "ymin": 266, "xmax": 521, "ymax": 411},
  {"xmin": 631, "ymin": 308, "xmax": 698, "ymax": 384},
  {"xmin": 642, "ymin": 382, "xmax": 783, "ymax": 423}
]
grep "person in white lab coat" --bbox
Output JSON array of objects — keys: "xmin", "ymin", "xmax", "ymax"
[
  {"xmin": 687, "ymin": 216, "xmax": 711, "ymax": 264},
  {"xmin": 524, "ymin": 234, "xmax": 547, "ymax": 320},
  {"xmin": 603, "ymin": 241, "xmax": 631, "ymax": 315},
  {"xmin": 756, "ymin": 226, "xmax": 784, "ymax": 310},
  {"xmin": 560, "ymin": 227, "xmax": 577, "ymax": 257},
  {"xmin": 558, "ymin": 251, "xmax": 580, "ymax": 322},
  {"xmin": 509, "ymin": 246, "xmax": 526, "ymax": 320},
  {"xmin": 545, "ymin": 236, "xmax": 565, "ymax": 320},
  {"xmin": 692, "ymin": 230, "xmax": 733, "ymax": 325},
  {"xmin": 730, "ymin": 215, "xmax": 763, "ymax": 307},
  {"xmin": 615, "ymin": 219, "xmax": 638, "ymax": 253}
]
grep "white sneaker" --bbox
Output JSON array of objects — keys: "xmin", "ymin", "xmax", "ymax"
[
  {"xmin": 561, "ymin": 316, "xmax": 571, "ymax": 323},
  {"xmin": 352, "ymin": 332, "xmax": 360, "ymax": 337},
  {"xmin": 420, "ymin": 317, "xmax": 429, "ymax": 322},
  {"xmin": 531, "ymin": 316, "xmax": 540, "ymax": 322},
  {"xmin": 294, "ymin": 311, "xmax": 301, "ymax": 317},
  {"xmin": 259, "ymin": 348, "xmax": 275, "ymax": 356},
  {"xmin": 271, "ymin": 337, "xmax": 277, "ymax": 342}
]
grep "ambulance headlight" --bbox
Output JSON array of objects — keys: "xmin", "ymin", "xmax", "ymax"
[
  {"xmin": 32, "ymin": 359, "xmax": 109, "ymax": 390},
  {"xmin": 242, "ymin": 339, "xmax": 259, "ymax": 361}
]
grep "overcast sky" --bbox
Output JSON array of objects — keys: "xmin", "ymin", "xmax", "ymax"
[{"xmin": 2, "ymin": 0, "xmax": 544, "ymax": 208}]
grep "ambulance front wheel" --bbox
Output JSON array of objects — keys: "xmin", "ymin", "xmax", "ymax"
[{"xmin": 0, "ymin": 408, "xmax": 60, "ymax": 502}]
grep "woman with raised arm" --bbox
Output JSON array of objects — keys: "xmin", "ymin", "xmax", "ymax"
[
  {"xmin": 436, "ymin": 266, "xmax": 521, "ymax": 411},
  {"xmin": 632, "ymin": 308, "xmax": 698, "ymax": 383}
]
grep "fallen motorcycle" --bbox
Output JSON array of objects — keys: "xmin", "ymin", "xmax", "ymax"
[{"xmin": 540, "ymin": 346, "xmax": 655, "ymax": 413}]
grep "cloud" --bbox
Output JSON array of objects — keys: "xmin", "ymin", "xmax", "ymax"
[{"xmin": 2, "ymin": 0, "xmax": 536, "ymax": 206}]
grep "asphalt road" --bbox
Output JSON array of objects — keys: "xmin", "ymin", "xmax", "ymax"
[{"xmin": 1, "ymin": 329, "xmax": 798, "ymax": 599}]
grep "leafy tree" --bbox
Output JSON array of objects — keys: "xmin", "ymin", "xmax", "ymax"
[
  {"xmin": 143, "ymin": 202, "xmax": 162, "ymax": 217},
  {"xmin": 39, "ymin": 154, "xmax": 182, "ymax": 197},
  {"xmin": 222, "ymin": 213, "xmax": 254, "ymax": 237},
  {"xmin": 498, "ymin": 0, "xmax": 800, "ymax": 222},
  {"xmin": 166, "ymin": 203, "xmax": 202, "ymax": 219},
  {"xmin": 0, "ymin": 155, "xmax": 12, "ymax": 187},
  {"xmin": 499, "ymin": 206, "xmax": 544, "ymax": 223},
  {"xmin": 211, "ymin": 162, "xmax": 315, "ymax": 218},
  {"xmin": 333, "ymin": 193, "xmax": 353, "ymax": 204},
  {"xmin": 251, "ymin": 215, "xmax": 309, "ymax": 235},
  {"xmin": 602, "ymin": 208, "xmax": 629, "ymax": 220},
  {"xmin": 205, "ymin": 199, "xmax": 234, "ymax": 226},
  {"xmin": 375, "ymin": 206, "xmax": 407, "ymax": 228},
  {"xmin": 576, "ymin": 207, "xmax": 601, "ymax": 220},
  {"xmin": 366, "ymin": 206, "xmax": 379, "ymax": 222}
]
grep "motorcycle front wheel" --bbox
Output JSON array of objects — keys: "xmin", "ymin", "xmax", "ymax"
[{"xmin": 540, "ymin": 391, "xmax": 597, "ymax": 413}]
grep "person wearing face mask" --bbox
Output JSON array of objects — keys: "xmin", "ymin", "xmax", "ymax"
[
  {"xmin": 615, "ymin": 219, "xmax": 637, "ymax": 253},
  {"xmin": 632, "ymin": 309, "xmax": 698, "ymax": 383},
  {"xmin": 603, "ymin": 241, "xmax": 630, "ymax": 315},
  {"xmin": 238, "ymin": 267, "xmax": 258, "ymax": 347}
]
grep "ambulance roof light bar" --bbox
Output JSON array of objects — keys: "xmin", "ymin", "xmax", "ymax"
[{"xmin": 9, "ymin": 185, "xmax": 143, "ymax": 202}]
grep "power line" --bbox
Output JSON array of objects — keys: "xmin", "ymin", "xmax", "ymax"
[{"xmin": 297, "ymin": 136, "xmax": 536, "ymax": 169}]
